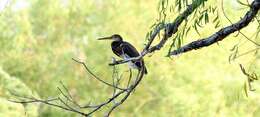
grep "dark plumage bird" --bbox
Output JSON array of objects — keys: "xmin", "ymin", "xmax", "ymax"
[{"xmin": 98, "ymin": 34, "xmax": 147, "ymax": 74}]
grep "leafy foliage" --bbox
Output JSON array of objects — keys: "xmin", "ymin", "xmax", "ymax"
[
  {"xmin": 0, "ymin": 67, "xmax": 38, "ymax": 117},
  {"xmin": 0, "ymin": 0, "xmax": 260, "ymax": 116}
]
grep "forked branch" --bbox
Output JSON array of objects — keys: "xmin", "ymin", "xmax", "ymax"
[{"xmin": 10, "ymin": 58, "xmax": 145, "ymax": 117}]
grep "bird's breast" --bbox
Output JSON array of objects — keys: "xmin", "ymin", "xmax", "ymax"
[{"xmin": 111, "ymin": 41, "xmax": 123, "ymax": 57}]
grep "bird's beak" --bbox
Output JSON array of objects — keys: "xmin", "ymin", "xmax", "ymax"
[{"xmin": 97, "ymin": 36, "xmax": 112, "ymax": 40}]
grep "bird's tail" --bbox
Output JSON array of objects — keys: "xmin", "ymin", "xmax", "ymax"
[
  {"xmin": 144, "ymin": 65, "xmax": 148, "ymax": 74},
  {"xmin": 135, "ymin": 60, "xmax": 148, "ymax": 74},
  {"xmin": 140, "ymin": 62, "xmax": 148, "ymax": 74}
]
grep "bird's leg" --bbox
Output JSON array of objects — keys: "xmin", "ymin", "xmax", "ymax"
[
  {"xmin": 109, "ymin": 57, "xmax": 120, "ymax": 66},
  {"xmin": 111, "ymin": 57, "xmax": 117, "ymax": 64},
  {"xmin": 126, "ymin": 69, "xmax": 132, "ymax": 88}
]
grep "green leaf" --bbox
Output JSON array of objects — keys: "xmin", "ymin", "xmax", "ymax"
[
  {"xmin": 213, "ymin": 15, "xmax": 219, "ymax": 23},
  {"xmin": 244, "ymin": 82, "xmax": 248, "ymax": 97},
  {"xmin": 177, "ymin": 35, "xmax": 181, "ymax": 49},
  {"xmin": 193, "ymin": 23, "xmax": 201, "ymax": 35},
  {"xmin": 185, "ymin": 26, "xmax": 191, "ymax": 37},
  {"xmin": 212, "ymin": 7, "xmax": 217, "ymax": 13},
  {"xmin": 215, "ymin": 20, "xmax": 220, "ymax": 28},
  {"xmin": 236, "ymin": 0, "xmax": 250, "ymax": 7},
  {"xmin": 230, "ymin": 44, "xmax": 238, "ymax": 51},
  {"xmin": 204, "ymin": 12, "xmax": 209, "ymax": 23},
  {"xmin": 228, "ymin": 53, "xmax": 234, "ymax": 63}
]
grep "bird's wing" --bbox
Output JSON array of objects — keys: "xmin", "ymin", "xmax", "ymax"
[
  {"xmin": 112, "ymin": 48, "xmax": 122, "ymax": 57},
  {"xmin": 120, "ymin": 42, "xmax": 140, "ymax": 57},
  {"xmin": 121, "ymin": 42, "xmax": 148, "ymax": 74}
]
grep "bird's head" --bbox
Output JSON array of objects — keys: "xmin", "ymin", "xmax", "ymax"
[{"xmin": 98, "ymin": 34, "xmax": 123, "ymax": 41}]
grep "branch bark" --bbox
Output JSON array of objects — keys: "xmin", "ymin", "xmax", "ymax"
[{"xmin": 169, "ymin": 1, "xmax": 260, "ymax": 56}]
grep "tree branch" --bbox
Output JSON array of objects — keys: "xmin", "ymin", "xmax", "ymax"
[
  {"xmin": 10, "ymin": 58, "xmax": 145, "ymax": 117},
  {"xmin": 110, "ymin": 0, "xmax": 207, "ymax": 66},
  {"xmin": 169, "ymin": 0, "xmax": 260, "ymax": 56}
]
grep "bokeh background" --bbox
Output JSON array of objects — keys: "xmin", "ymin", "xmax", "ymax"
[{"xmin": 0, "ymin": 0, "xmax": 260, "ymax": 117}]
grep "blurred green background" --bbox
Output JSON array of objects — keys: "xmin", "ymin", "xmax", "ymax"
[{"xmin": 0, "ymin": 0, "xmax": 260, "ymax": 117}]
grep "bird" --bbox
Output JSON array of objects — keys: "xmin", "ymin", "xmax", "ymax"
[{"xmin": 98, "ymin": 34, "xmax": 148, "ymax": 74}]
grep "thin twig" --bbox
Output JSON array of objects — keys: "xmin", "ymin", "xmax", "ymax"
[
  {"xmin": 72, "ymin": 58, "xmax": 126, "ymax": 91},
  {"xmin": 9, "ymin": 94, "xmax": 88, "ymax": 116},
  {"xmin": 59, "ymin": 81, "xmax": 82, "ymax": 108}
]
